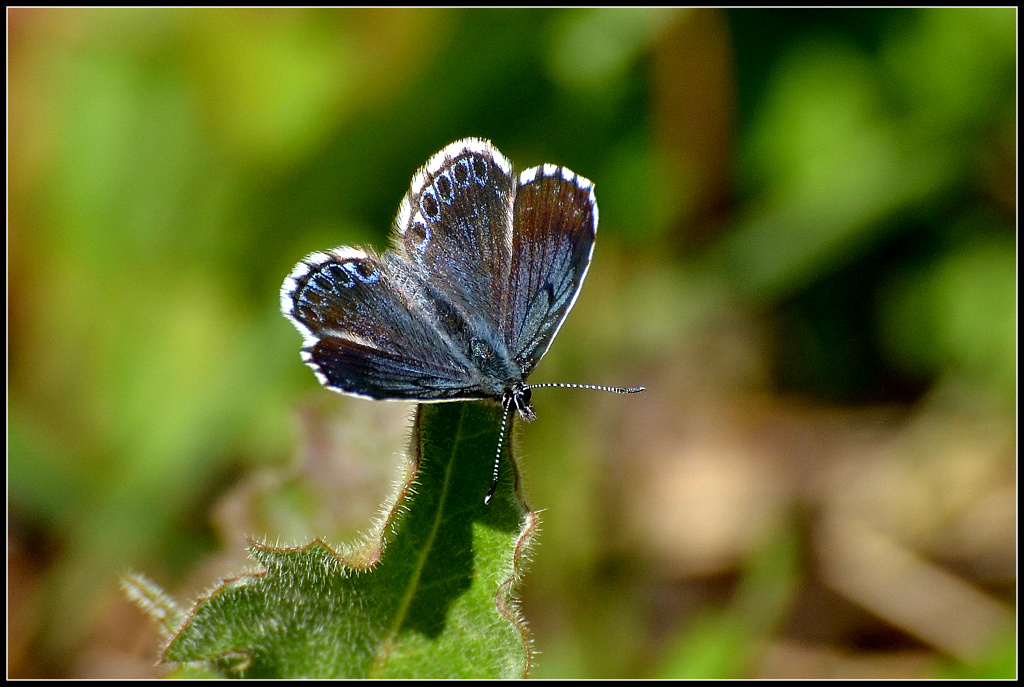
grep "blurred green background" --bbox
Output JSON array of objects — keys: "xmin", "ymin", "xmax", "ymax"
[{"xmin": 8, "ymin": 8, "xmax": 1016, "ymax": 678}]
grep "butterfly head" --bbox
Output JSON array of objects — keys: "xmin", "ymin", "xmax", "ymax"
[{"xmin": 502, "ymin": 382, "xmax": 536, "ymax": 423}]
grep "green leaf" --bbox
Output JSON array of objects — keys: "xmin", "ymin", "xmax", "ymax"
[{"xmin": 157, "ymin": 401, "xmax": 537, "ymax": 678}]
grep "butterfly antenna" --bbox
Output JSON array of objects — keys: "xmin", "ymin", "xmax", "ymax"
[
  {"xmin": 526, "ymin": 382, "xmax": 646, "ymax": 395},
  {"xmin": 484, "ymin": 400, "xmax": 515, "ymax": 505},
  {"xmin": 483, "ymin": 384, "xmax": 644, "ymax": 504}
]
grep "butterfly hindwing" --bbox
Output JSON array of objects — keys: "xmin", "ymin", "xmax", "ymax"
[{"xmin": 281, "ymin": 247, "xmax": 482, "ymax": 400}]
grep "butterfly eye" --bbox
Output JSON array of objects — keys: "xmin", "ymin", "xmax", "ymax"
[{"xmin": 517, "ymin": 386, "xmax": 532, "ymax": 407}]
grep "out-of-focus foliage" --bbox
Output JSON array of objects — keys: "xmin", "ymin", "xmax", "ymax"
[{"xmin": 8, "ymin": 8, "xmax": 1015, "ymax": 678}]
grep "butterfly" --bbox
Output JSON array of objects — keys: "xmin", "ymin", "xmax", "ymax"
[{"xmin": 281, "ymin": 138, "xmax": 643, "ymax": 502}]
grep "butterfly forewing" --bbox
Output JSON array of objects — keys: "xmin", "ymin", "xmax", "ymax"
[
  {"xmin": 394, "ymin": 139, "xmax": 515, "ymax": 338},
  {"xmin": 507, "ymin": 165, "xmax": 597, "ymax": 374}
]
